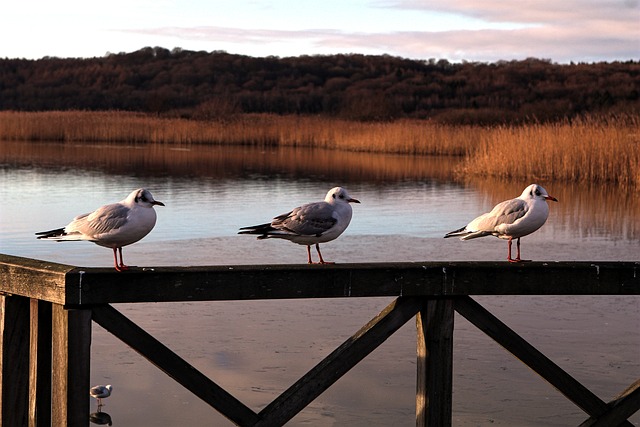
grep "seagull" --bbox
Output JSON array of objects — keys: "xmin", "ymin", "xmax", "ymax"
[
  {"xmin": 36, "ymin": 189, "xmax": 164, "ymax": 271},
  {"xmin": 90, "ymin": 384, "xmax": 113, "ymax": 406},
  {"xmin": 239, "ymin": 187, "xmax": 360, "ymax": 264},
  {"xmin": 444, "ymin": 184, "xmax": 558, "ymax": 262}
]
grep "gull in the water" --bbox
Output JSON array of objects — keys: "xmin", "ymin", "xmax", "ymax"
[
  {"xmin": 90, "ymin": 384, "xmax": 113, "ymax": 406},
  {"xmin": 239, "ymin": 187, "xmax": 360, "ymax": 264},
  {"xmin": 36, "ymin": 189, "xmax": 164, "ymax": 271},
  {"xmin": 444, "ymin": 184, "xmax": 558, "ymax": 262}
]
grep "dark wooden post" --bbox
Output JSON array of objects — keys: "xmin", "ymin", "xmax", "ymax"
[
  {"xmin": 416, "ymin": 298, "xmax": 454, "ymax": 427},
  {"xmin": 0, "ymin": 294, "xmax": 31, "ymax": 427},
  {"xmin": 51, "ymin": 304, "xmax": 92, "ymax": 427},
  {"xmin": 29, "ymin": 299, "xmax": 52, "ymax": 427}
]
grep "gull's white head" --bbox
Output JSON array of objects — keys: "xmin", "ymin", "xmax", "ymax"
[
  {"xmin": 520, "ymin": 184, "xmax": 558, "ymax": 203},
  {"xmin": 325, "ymin": 187, "xmax": 360, "ymax": 205},
  {"xmin": 127, "ymin": 188, "xmax": 165, "ymax": 208}
]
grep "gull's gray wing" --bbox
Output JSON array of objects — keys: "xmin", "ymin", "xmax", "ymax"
[
  {"xmin": 469, "ymin": 198, "xmax": 528, "ymax": 231},
  {"xmin": 68, "ymin": 203, "xmax": 130, "ymax": 237},
  {"xmin": 272, "ymin": 202, "xmax": 337, "ymax": 236}
]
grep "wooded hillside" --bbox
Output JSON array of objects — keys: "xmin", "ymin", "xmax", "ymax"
[{"xmin": 1, "ymin": 47, "xmax": 638, "ymax": 123}]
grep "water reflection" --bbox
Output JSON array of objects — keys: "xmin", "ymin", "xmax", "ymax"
[
  {"xmin": 1, "ymin": 140, "xmax": 638, "ymax": 244},
  {"xmin": 89, "ymin": 410, "xmax": 113, "ymax": 426},
  {"xmin": 0, "ymin": 140, "xmax": 458, "ymax": 182},
  {"xmin": 465, "ymin": 177, "xmax": 640, "ymax": 241}
]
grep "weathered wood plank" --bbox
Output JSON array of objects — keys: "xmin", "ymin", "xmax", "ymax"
[
  {"xmin": 0, "ymin": 294, "xmax": 30, "ymax": 427},
  {"xmin": 51, "ymin": 304, "xmax": 92, "ymax": 427},
  {"xmin": 2, "ymin": 255, "xmax": 639, "ymax": 305},
  {"xmin": 65, "ymin": 261, "xmax": 640, "ymax": 305},
  {"xmin": 90, "ymin": 304, "xmax": 260, "ymax": 426},
  {"xmin": 65, "ymin": 263, "xmax": 445, "ymax": 304},
  {"xmin": 416, "ymin": 298, "xmax": 454, "ymax": 427},
  {"xmin": 579, "ymin": 380, "xmax": 640, "ymax": 426},
  {"xmin": 0, "ymin": 254, "xmax": 72, "ymax": 304},
  {"xmin": 454, "ymin": 296, "xmax": 634, "ymax": 426},
  {"xmin": 255, "ymin": 296, "xmax": 423, "ymax": 427},
  {"xmin": 29, "ymin": 299, "xmax": 52, "ymax": 427}
]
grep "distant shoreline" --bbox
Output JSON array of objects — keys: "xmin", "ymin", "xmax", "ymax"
[
  {"xmin": 1, "ymin": 111, "xmax": 638, "ymax": 188},
  {"xmin": 3, "ymin": 52, "xmax": 638, "ymax": 124}
]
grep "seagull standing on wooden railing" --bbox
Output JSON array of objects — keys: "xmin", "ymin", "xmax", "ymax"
[
  {"xmin": 444, "ymin": 184, "xmax": 558, "ymax": 262},
  {"xmin": 36, "ymin": 189, "xmax": 164, "ymax": 271},
  {"xmin": 239, "ymin": 186, "xmax": 360, "ymax": 264}
]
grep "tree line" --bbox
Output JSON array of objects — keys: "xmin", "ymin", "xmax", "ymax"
[{"xmin": 1, "ymin": 47, "xmax": 638, "ymax": 123}]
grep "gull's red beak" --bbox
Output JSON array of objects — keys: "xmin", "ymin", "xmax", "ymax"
[
  {"xmin": 545, "ymin": 195, "xmax": 558, "ymax": 202},
  {"xmin": 348, "ymin": 198, "xmax": 361, "ymax": 204},
  {"xmin": 152, "ymin": 201, "xmax": 165, "ymax": 206}
]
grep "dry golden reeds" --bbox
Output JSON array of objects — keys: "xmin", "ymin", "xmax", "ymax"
[
  {"xmin": 1, "ymin": 110, "xmax": 638, "ymax": 188},
  {"xmin": 458, "ymin": 115, "xmax": 640, "ymax": 189},
  {"xmin": 0, "ymin": 111, "xmax": 473, "ymax": 155}
]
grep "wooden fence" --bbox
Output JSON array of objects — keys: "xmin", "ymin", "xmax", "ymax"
[{"xmin": 1, "ymin": 253, "xmax": 639, "ymax": 426}]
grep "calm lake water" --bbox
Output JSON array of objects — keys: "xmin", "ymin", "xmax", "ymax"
[{"xmin": 1, "ymin": 141, "xmax": 639, "ymax": 426}]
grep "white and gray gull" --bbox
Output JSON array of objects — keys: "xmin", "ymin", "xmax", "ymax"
[
  {"xmin": 444, "ymin": 184, "xmax": 558, "ymax": 262},
  {"xmin": 36, "ymin": 188, "xmax": 164, "ymax": 271},
  {"xmin": 90, "ymin": 384, "xmax": 113, "ymax": 406},
  {"xmin": 239, "ymin": 187, "xmax": 360, "ymax": 264}
]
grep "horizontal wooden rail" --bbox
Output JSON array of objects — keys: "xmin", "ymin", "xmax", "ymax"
[
  {"xmin": 1, "ymin": 254, "xmax": 638, "ymax": 426},
  {"xmin": 1, "ymin": 254, "xmax": 638, "ymax": 305}
]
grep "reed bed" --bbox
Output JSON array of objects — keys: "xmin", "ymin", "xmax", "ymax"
[
  {"xmin": 1, "ymin": 110, "xmax": 638, "ymax": 188},
  {"xmin": 458, "ymin": 116, "xmax": 640, "ymax": 189},
  {"xmin": 0, "ymin": 111, "xmax": 472, "ymax": 155}
]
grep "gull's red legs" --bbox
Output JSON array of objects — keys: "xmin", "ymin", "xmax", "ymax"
[
  {"xmin": 507, "ymin": 237, "xmax": 530, "ymax": 263},
  {"xmin": 112, "ymin": 247, "xmax": 129, "ymax": 271},
  {"xmin": 306, "ymin": 244, "xmax": 334, "ymax": 264}
]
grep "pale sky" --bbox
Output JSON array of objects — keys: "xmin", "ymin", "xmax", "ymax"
[{"xmin": 1, "ymin": 0, "xmax": 638, "ymax": 63}]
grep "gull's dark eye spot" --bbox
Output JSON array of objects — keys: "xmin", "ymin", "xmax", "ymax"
[
  {"xmin": 535, "ymin": 190, "xmax": 541, "ymax": 196},
  {"xmin": 332, "ymin": 194, "xmax": 336, "ymax": 199},
  {"xmin": 137, "ymin": 191, "xmax": 148, "ymax": 203},
  {"xmin": 339, "ymin": 194, "xmax": 345, "ymax": 199}
]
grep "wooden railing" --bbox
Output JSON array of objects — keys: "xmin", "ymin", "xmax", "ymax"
[{"xmin": 1, "ymin": 253, "xmax": 639, "ymax": 426}]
